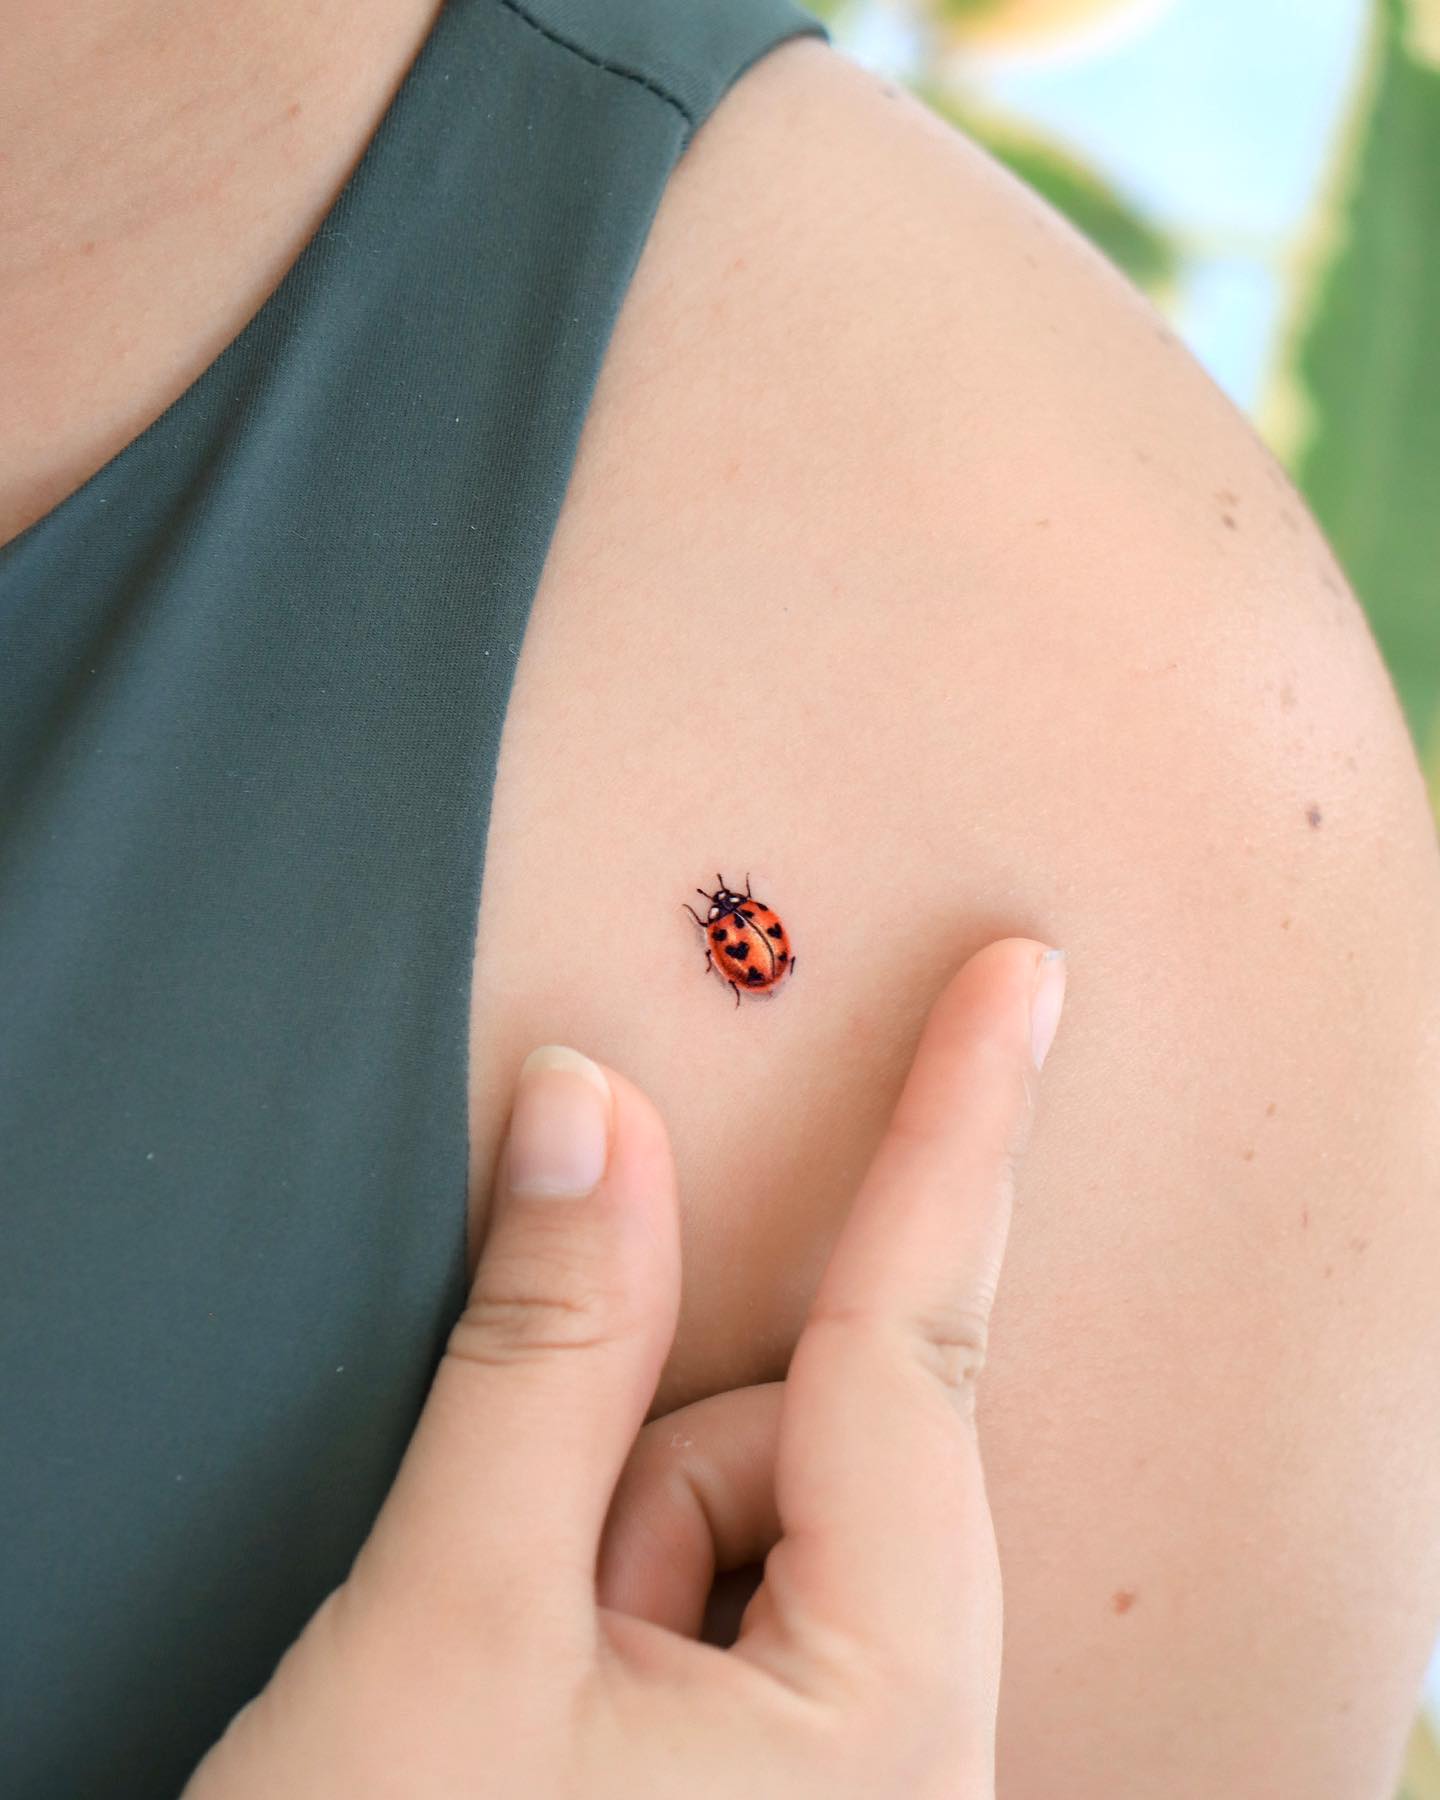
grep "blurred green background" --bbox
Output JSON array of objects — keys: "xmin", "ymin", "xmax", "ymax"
[
  {"xmin": 810, "ymin": 0, "xmax": 1440, "ymax": 1789},
  {"xmin": 812, "ymin": 0, "xmax": 1440, "ymax": 830}
]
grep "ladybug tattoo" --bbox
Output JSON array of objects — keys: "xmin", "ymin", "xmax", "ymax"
[{"xmin": 682, "ymin": 872, "xmax": 796, "ymax": 1009}]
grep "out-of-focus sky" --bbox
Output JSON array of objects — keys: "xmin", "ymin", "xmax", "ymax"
[{"xmin": 843, "ymin": 0, "xmax": 1372, "ymax": 418}]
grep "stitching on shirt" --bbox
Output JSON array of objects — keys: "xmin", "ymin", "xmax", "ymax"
[{"xmin": 496, "ymin": 0, "xmax": 696, "ymax": 129}]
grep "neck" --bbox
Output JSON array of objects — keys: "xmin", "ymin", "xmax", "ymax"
[
  {"xmin": 1, "ymin": 0, "xmax": 431, "ymax": 279},
  {"xmin": 0, "ymin": 0, "xmax": 443, "ymax": 547}
]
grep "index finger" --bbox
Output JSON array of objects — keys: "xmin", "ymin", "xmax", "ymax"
[{"xmin": 738, "ymin": 937, "xmax": 1066, "ymax": 1701}]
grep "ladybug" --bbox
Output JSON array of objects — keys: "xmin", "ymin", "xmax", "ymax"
[{"xmin": 682, "ymin": 872, "xmax": 796, "ymax": 1008}]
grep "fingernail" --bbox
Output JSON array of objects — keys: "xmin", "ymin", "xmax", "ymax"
[
  {"xmin": 1029, "ymin": 948, "xmax": 1068, "ymax": 1072},
  {"xmin": 506, "ymin": 1045, "xmax": 613, "ymax": 1196}
]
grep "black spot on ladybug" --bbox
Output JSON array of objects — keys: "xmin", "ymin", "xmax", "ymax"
[
  {"xmin": 778, "ymin": 951, "xmax": 788, "ymax": 964},
  {"xmin": 745, "ymin": 968, "xmax": 765, "ymax": 985},
  {"xmin": 740, "ymin": 909, "xmax": 756, "ymax": 919},
  {"xmin": 766, "ymin": 923, "xmax": 783, "ymax": 938},
  {"xmin": 712, "ymin": 928, "xmax": 727, "ymax": 942},
  {"xmin": 726, "ymin": 942, "xmax": 750, "ymax": 961}
]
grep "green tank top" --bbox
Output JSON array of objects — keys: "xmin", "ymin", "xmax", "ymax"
[{"xmin": 0, "ymin": 2, "xmax": 829, "ymax": 1791}]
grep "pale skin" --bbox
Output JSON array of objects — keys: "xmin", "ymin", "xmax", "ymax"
[
  {"xmin": 183, "ymin": 938, "xmax": 1065, "ymax": 1795},
  {"xmin": 9, "ymin": 2, "xmax": 1440, "ymax": 1793}
]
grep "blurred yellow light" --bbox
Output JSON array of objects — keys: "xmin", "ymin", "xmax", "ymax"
[
  {"xmin": 1407, "ymin": 0, "xmax": 1440, "ymax": 68},
  {"xmin": 936, "ymin": 0, "xmax": 1174, "ymax": 53}
]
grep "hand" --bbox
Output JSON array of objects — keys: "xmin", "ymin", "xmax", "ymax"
[{"xmin": 183, "ymin": 936, "xmax": 1068, "ymax": 1799}]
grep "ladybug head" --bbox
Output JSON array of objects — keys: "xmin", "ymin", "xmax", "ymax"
[{"xmin": 699, "ymin": 873, "xmax": 748, "ymax": 920}]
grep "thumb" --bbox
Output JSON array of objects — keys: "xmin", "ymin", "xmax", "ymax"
[{"xmin": 351, "ymin": 1046, "xmax": 682, "ymax": 1625}]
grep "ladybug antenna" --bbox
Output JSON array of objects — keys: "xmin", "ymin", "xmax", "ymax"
[
  {"xmin": 696, "ymin": 888, "xmax": 710, "ymax": 901},
  {"xmin": 715, "ymin": 872, "xmax": 724, "ymax": 890}
]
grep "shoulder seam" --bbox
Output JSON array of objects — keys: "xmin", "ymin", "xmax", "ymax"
[{"xmin": 496, "ymin": 0, "xmax": 695, "ymax": 129}]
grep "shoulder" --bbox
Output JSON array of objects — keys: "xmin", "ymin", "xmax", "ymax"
[
  {"xmin": 550, "ymin": 25, "xmax": 1417, "ymax": 803},
  {"xmin": 490, "ymin": 25, "xmax": 1438, "ymax": 1067},
  {"xmin": 470, "ymin": 39, "xmax": 1440, "ymax": 1783}
]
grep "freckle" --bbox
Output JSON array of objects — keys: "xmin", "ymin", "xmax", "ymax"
[
  {"xmin": 1024, "ymin": 251, "xmax": 1039, "ymax": 268},
  {"xmin": 1280, "ymin": 916, "xmax": 1292, "ymax": 930},
  {"xmin": 1323, "ymin": 1263, "xmax": 1334, "ymax": 1278},
  {"xmin": 1345, "ymin": 754, "xmax": 1357, "ymax": 771},
  {"xmin": 1112, "ymin": 1590, "xmax": 1137, "ymax": 1615},
  {"xmin": 1351, "ymin": 1236, "xmax": 1369, "ymax": 1255},
  {"xmin": 1301, "ymin": 1207, "xmax": 1309, "ymax": 1229},
  {"xmin": 1242, "ymin": 1147, "xmax": 1255, "ymax": 1162},
  {"xmin": 724, "ymin": 459, "xmax": 741, "ymax": 482},
  {"xmin": 1134, "ymin": 447, "xmax": 1152, "ymax": 464},
  {"xmin": 1217, "ymin": 488, "xmax": 1240, "ymax": 506},
  {"xmin": 1306, "ymin": 806, "xmax": 1323, "ymax": 828},
  {"xmin": 1283, "ymin": 511, "xmax": 1301, "ymax": 533},
  {"xmin": 1280, "ymin": 684, "xmax": 1297, "ymax": 710},
  {"xmin": 1266, "ymin": 1101, "xmax": 1277, "ymax": 1116},
  {"xmin": 1222, "ymin": 513, "xmax": 1238, "ymax": 531},
  {"xmin": 81, "ymin": 239, "xmax": 97, "ymax": 256},
  {"xmin": 286, "ymin": 100, "xmax": 302, "ymax": 119},
  {"xmin": 731, "ymin": 254, "xmax": 747, "ymax": 272},
  {"xmin": 1035, "ymin": 517, "xmax": 1051, "ymax": 528}
]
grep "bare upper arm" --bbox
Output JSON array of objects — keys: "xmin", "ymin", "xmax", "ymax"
[{"xmin": 467, "ymin": 35, "xmax": 1440, "ymax": 1794}]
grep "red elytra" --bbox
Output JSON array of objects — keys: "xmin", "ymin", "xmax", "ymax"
[{"xmin": 682, "ymin": 872, "xmax": 796, "ymax": 1008}]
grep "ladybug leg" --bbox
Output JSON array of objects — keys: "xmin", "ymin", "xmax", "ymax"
[
  {"xmin": 704, "ymin": 948, "xmax": 716, "ymax": 976},
  {"xmin": 682, "ymin": 902, "xmax": 707, "ymax": 928},
  {"xmin": 790, "ymin": 952, "xmax": 797, "ymax": 977},
  {"xmin": 731, "ymin": 981, "xmax": 741, "ymax": 1010},
  {"xmin": 744, "ymin": 872, "xmax": 752, "ymax": 897}
]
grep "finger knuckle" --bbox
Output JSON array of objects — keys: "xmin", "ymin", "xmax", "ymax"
[
  {"xmin": 448, "ymin": 1291, "xmax": 611, "ymax": 1368},
  {"xmin": 450, "ymin": 1230, "xmax": 634, "ymax": 1367},
  {"xmin": 806, "ymin": 1294, "xmax": 996, "ymax": 1410},
  {"xmin": 907, "ymin": 1297, "xmax": 995, "ymax": 1407}
]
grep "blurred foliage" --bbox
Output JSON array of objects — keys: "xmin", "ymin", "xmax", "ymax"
[
  {"xmin": 910, "ymin": 86, "xmax": 1179, "ymax": 292},
  {"xmin": 1271, "ymin": 0, "xmax": 1440, "ymax": 805},
  {"xmin": 1400, "ymin": 1711, "xmax": 1440, "ymax": 1800},
  {"xmin": 811, "ymin": 0, "xmax": 1178, "ymax": 291},
  {"xmin": 818, "ymin": 0, "xmax": 1438, "ymax": 816}
]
